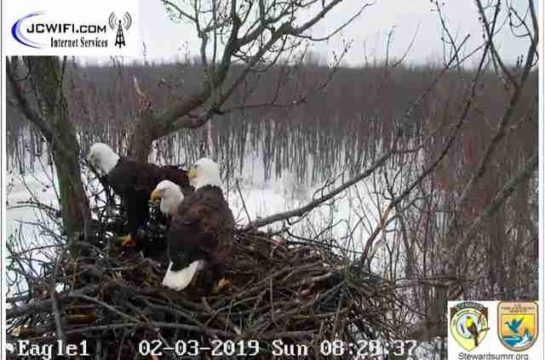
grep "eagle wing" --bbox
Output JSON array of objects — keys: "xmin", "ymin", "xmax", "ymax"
[
  {"xmin": 107, "ymin": 159, "xmax": 153, "ymax": 236},
  {"xmin": 106, "ymin": 158, "xmax": 192, "ymax": 238},
  {"xmin": 160, "ymin": 165, "xmax": 194, "ymax": 196}
]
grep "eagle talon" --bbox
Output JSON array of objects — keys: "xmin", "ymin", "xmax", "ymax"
[
  {"xmin": 213, "ymin": 278, "xmax": 232, "ymax": 294},
  {"xmin": 118, "ymin": 234, "xmax": 135, "ymax": 247}
]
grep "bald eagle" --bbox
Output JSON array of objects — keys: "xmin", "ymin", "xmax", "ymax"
[
  {"xmin": 150, "ymin": 158, "xmax": 234, "ymax": 292},
  {"xmin": 150, "ymin": 180, "xmax": 184, "ymax": 218},
  {"xmin": 87, "ymin": 143, "xmax": 193, "ymax": 251}
]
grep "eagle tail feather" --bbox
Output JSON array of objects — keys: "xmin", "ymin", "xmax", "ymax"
[{"xmin": 162, "ymin": 260, "xmax": 203, "ymax": 291}]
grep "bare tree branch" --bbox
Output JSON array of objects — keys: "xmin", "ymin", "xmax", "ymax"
[{"xmin": 244, "ymin": 148, "xmax": 396, "ymax": 230}]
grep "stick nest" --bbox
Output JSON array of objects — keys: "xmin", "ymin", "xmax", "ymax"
[{"xmin": 7, "ymin": 206, "xmax": 399, "ymax": 359}]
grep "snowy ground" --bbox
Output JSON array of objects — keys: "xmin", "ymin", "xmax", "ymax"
[
  {"xmin": 6, "ymin": 170, "xmax": 60, "ymax": 243},
  {"xmin": 6, "ymin": 146, "xmax": 387, "ymax": 253},
  {"xmin": 6, "ymin": 161, "xmax": 381, "ymax": 250}
]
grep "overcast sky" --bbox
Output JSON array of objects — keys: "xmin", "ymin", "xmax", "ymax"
[{"xmin": 86, "ymin": 0, "xmax": 533, "ymax": 66}]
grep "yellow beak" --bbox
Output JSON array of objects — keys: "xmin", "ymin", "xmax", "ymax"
[
  {"xmin": 188, "ymin": 167, "xmax": 197, "ymax": 180},
  {"xmin": 150, "ymin": 189, "xmax": 162, "ymax": 202}
]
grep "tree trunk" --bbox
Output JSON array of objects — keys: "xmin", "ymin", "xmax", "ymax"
[
  {"xmin": 127, "ymin": 109, "xmax": 158, "ymax": 162},
  {"xmin": 127, "ymin": 94, "xmax": 208, "ymax": 162},
  {"xmin": 25, "ymin": 57, "xmax": 92, "ymax": 251}
]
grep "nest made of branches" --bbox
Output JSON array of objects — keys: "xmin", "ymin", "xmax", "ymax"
[{"xmin": 7, "ymin": 205, "xmax": 399, "ymax": 359}]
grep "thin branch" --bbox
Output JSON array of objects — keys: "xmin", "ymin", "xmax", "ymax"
[{"xmin": 244, "ymin": 148, "xmax": 396, "ymax": 230}]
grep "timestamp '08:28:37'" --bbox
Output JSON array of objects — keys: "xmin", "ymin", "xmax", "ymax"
[
  {"xmin": 320, "ymin": 339, "xmax": 418, "ymax": 357},
  {"xmin": 138, "ymin": 338, "xmax": 418, "ymax": 357}
]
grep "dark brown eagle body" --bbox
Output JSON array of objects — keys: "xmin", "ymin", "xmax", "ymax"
[
  {"xmin": 105, "ymin": 158, "xmax": 193, "ymax": 251},
  {"xmin": 168, "ymin": 185, "xmax": 234, "ymax": 291}
]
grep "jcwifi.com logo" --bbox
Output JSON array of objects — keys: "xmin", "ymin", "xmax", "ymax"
[
  {"xmin": 11, "ymin": 11, "xmax": 112, "ymax": 49},
  {"xmin": 7, "ymin": 1, "xmax": 137, "ymax": 56}
]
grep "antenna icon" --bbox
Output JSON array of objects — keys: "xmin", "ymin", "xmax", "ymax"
[{"xmin": 108, "ymin": 12, "xmax": 132, "ymax": 48}]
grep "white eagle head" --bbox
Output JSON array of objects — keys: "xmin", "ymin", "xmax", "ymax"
[
  {"xmin": 188, "ymin": 158, "xmax": 221, "ymax": 189},
  {"xmin": 87, "ymin": 143, "xmax": 120, "ymax": 174},
  {"xmin": 150, "ymin": 180, "xmax": 184, "ymax": 216}
]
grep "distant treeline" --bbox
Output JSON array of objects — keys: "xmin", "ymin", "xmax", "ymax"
[{"xmin": 7, "ymin": 61, "xmax": 537, "ymax": 186}]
